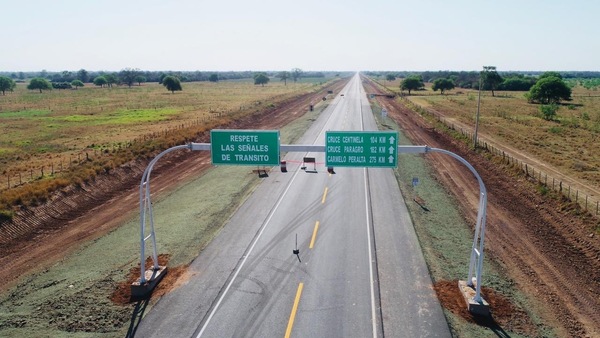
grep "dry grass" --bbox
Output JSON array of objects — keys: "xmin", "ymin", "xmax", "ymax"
[
  {"xmin": 0, "ymin": 79, "xmax": 328, "ymax": 175},
  {"xmin": 383, "ymin": 83, "xmax": 600, "ymax": 189},
  {"xmin": 0, "ymin": 78, "xmax": 334, "ymax": 213}
]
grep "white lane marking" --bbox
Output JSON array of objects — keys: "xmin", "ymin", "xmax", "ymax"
[
  {"xmin": 196, "ymin": 165, "xmax": 303, "ymax": 337},
  {"xmin": 197, "ymin": 76, "xmax": 358, "ymax": 337},
  {"xmin": 358, "ymin": 75, "xmax": 378, "ymax": 338},
  {"xmin": 364, "ymin": 168, "xmax": 377, "ymax": 338}
]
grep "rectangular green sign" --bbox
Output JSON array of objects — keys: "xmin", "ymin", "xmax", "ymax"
[
  {"xmin": 211, "ymin": 129, "xmax": 280, "ymax": 166},
  {"xmin": 325, "ymin": 131, "xmax": 398, "ymax": 167}
]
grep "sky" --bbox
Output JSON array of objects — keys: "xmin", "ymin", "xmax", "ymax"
[{"xmin": 2, "ymin": 0, "xmax": 599, "ymax": 72}]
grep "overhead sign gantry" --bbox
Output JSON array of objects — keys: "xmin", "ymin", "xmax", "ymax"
[{"xmin": 134, "ymin": 129, "xmax": 489, "ymax": 316}]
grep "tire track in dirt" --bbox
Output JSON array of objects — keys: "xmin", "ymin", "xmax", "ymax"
[{"xmin": 363, "ymin": 77, "xmax": 600, "ymax": 337}]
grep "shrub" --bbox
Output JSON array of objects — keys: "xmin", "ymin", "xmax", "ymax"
[{"xmin": 540, "ymin": 104, "xmax": 559, "ymax": 121}]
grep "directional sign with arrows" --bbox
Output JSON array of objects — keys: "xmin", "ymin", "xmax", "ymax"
[{"xmin": 325, "ymin": 131, "xmax": 398, "ymax": 168}]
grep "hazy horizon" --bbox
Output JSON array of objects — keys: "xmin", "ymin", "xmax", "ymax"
[{"xmin": 3, "ymin": 0, "xmax": 599, "ymax": 72}]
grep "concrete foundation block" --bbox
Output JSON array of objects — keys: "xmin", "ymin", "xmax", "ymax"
[
  {"xmin": 458, "ymin": 280, "xmax": 490, "ymax": 317},
  {"xmin": 131, "ymin": 266, "xmax": 168, "ymax": 299}
]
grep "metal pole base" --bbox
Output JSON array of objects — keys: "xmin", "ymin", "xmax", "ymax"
[
  {"xmin": 458, "ymin": 280, "xmax": 490, "ymax": 317},
  {"xmin": 131, "ymin": 266, "xmax": 168, "ymax": 299}
]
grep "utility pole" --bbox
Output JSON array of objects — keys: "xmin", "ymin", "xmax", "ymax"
[
  {"xmin": 474, "ymin": 72, "xmax": 482, "ymax": 148},
  {"xmin": 474, "ymin": 66, "xmax": 498, "ymax": 148}
]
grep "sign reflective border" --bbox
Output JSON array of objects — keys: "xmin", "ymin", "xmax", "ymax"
[
  {"xmin": 211, "ymin": 130, "xmax": 280, "ymax": 166},
  {"xmin": 326, "ymin": 131, "xmax": 398, "ymax": 168}
]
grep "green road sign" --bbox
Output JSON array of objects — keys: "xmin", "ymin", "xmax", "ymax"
[
  {"xmin": 325, "ymin": 131, "xmax": 398, "ymax": 167},
  {"xmin": 211, "ymin": 129, "xmax": 280, "ymax": 166}
]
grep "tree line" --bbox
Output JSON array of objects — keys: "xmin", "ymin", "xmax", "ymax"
[
  {"xmin": 0, "ymin": 68, "xmax": 341, "ymax": 95},
  {"xmin": 0, "ymin": 69, "xmax": 334, "ymax": 84}
]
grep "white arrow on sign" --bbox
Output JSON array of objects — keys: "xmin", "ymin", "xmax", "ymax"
[
  {"xmin": 389, "ymin": 146, "xmax": 395, "ymax": 154},
  {"xmin": 389, "ymin": 136, "xmax": 395, "ymax": 144},
  {"xmin": 388, "ymin": 155, "xmax": 394, "ymax": 163}
]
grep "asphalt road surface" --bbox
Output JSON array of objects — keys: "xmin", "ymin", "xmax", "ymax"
[{"xmin": 135, "ymin": 74, "xmax": 451, "ymax": 338}]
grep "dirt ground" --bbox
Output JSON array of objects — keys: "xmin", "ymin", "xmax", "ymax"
[
  {"xmin": 2, "ymin": 76, "xmax": 599, "ymax": 337},
  {"xmin": 363, "ymin": 78, "xmax": 600, "ymax": 337}
]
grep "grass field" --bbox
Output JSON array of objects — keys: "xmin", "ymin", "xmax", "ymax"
[
  {"xmin": 0, "ymin": 77, "xmax": 335, "ymax": 214},
  {"xmin": 378, "ymin": 79, "xmax": 600, "ymax": 190},
  {"xmin": 0, "ymin": 78, "xmax": 331, "ymax": 176}
]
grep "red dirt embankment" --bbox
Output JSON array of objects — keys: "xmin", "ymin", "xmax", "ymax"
[{"xmin": 363, "ymin": 77, "xmax": 600, "ymax": 337}]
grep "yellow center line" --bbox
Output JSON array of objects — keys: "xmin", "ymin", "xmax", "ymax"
[
  {"xmin": 285, "ymin": 282, "xmax": 304, "ymax": 338},
  {"xmin": 321, "ymin": 187, "xmax": 328, "ymax": 204},
  {"xmin": 309, "ymin": 221, "xmax": 320, "ymax": 249}
]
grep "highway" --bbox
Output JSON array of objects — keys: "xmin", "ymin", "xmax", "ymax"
[{"xmin": 135, "ymin": 74, "xmax": 451, "ymax": 337}]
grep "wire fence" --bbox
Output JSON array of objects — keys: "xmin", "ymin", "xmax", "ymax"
[
  {"xmin": 398, "ymin": 96, "xmax": 600, "ymax": 216},
  {"xmin": 1, "ymin": 113, "xmax": 226, "ymax": 192}
]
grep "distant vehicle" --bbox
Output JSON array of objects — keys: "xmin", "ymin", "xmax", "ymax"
[{"xmin": 340, "ymin": 94, "xmax": 344, "ymax": 96}]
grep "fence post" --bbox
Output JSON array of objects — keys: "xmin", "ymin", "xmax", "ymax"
[
  {"xmin": 585, "ymin": 195, "xmax": 588, "ymax": 211},
  {"xmin": 7, "ymin": 175, "xmax": 9, "ymax": 189}
]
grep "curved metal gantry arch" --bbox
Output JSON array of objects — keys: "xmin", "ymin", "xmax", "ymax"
[{"xmin": 137, "ymin": 143, "xmax": 488, "ymax": 305}]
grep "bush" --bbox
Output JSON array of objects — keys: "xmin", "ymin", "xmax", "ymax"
[{"xmin": 540, "ymin": 104, "xmax": 559, "ymax": 121}]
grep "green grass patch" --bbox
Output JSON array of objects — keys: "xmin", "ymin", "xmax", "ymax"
[
  {"xmin": 0, "ymin": 109, "xmax": 52, "ymax": 118},
  {"xmin": 58, "ymin": 108, "xmax": 179, "ymax": 125}
]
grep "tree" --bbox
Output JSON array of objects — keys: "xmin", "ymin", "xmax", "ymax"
[
  {"xmin": 481, "ymin": 66, "xmax": 503, "ymax": 97},
  {"xmin": 209, "ymin": 74, "xmax": 219, "ymax": 82},
  {"xmin": 104, "ymin": 73, "xmax": 118, "ymax": 88},
  {"xmin": 77, "ymin": 69, "xmax": 89, "ymax": 83},
  {"xmin": 134, "ymin": 75, "xmax": 147, "ymax": 86},
  {"xmin": 120, "ymin": 68, "xmax": 140, "ymax": 88},
  {"xmin": 0, "ymin": 76, "xmax": 16, "ymax": 95},
  {"xmin": 400, "ymin": 76, "xmax": 424, "ymax": 95},
  {"xmin": 431, "ymin": 78, "xmax": 455, "ymax": 94},
  {"xmin": 539, "ymin": 71, "xmax": 562, "ymax": 80},
  {"xmin": 386, "ymin": 74, "xmax": 396, "ymax": 82},
  {"xmin": 526, "ymin": 73, "xmax": 571, "ymax": 104},
  {"xmin": 254, "ymin": 73, "xmax": 270, "ymax": 86},
  {"xmin": 499, "ymin": 76, "xmax": 535, "ymax": 91},
  {"xmin": 278, "ymin": 71, "xmax": 290, "ymax": 86},
  {"xmin": 291, "ymin": 68, "xmax": 303, "ymax": 83},
  {"xmin": 162, "ymin": 75, "xmax": 182, "ymax": 93},
  {"xmin": 27, "ymin": 78, "xmax": 52, "ymax": 93},
  {"xmin": 71, "ymin": 80, "xmax": 84, "ymax": 89},
  {"xmin": 93, "ymin": 76, "xmax": 108, "ymax": 87},
  {"xmin": 52, "ymin": 82, "xmax": 72, "ymax": 90}
]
